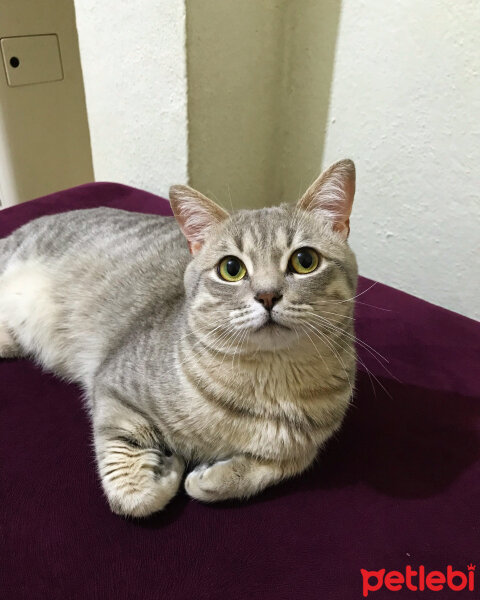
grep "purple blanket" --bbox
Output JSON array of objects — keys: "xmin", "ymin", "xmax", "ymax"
[{"xmin": 1, "ymin": 183, "xmax": 479, "ymax": 599}]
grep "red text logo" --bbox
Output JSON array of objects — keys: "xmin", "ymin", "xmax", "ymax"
[{"xmin": 361, "ymin": 564, "xmax": 475, "ymax": 597}]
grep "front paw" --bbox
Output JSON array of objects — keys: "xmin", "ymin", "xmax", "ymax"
[
  {"xmin": 185, "ymin": 460, "xmax": 238, "ymax": 502},
  {"xmin": 100, "ymin": 449, "xmax": 184, "ymax": 517}
]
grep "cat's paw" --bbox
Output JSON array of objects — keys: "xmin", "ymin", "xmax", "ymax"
[
  {"xmin": 100, "ymin": 449, "xmax": 184, "ymax": 517},
  {"xmin": 185, "ymin": 459, "xmax": 238, "ymax": 502}
]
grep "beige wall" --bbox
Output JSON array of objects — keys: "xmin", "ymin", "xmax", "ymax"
[
  {"xmin": 275, "ymin": 1, "xmax": 341, "ymax": 205},
  {"xmin": 187, "ymin": 0, "xmax": 284, "ymax": 210},
  {"xmin": 187, "ymin": 1, "xmax": 341, "ymax": 210},
  {"xmin": 0, "ymin": 0, "xmax": 93, "ymax": 207}
]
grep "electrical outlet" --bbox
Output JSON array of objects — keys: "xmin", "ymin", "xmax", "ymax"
[{"xmin": 1, "ymin": 34, "xmax": 63, "ymax": 87}]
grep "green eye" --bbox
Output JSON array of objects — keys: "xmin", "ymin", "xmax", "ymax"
[
  {"xmin": 289, "ymin": 247, "xmax": 319, "ymax": 274},
  {"xmin": 218, "ymin": 256, "xmax": 247, "ymax": 282}
]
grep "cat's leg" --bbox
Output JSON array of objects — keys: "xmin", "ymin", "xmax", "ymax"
[
  {"xmin": 93, "ymin": 393, "xmax": 184, "ymax": 517},
  {"xmin": 0, "ymin": 323, "xmax": 23, "ymax": 358},
  {"xmin": 185, "ymin": 452, "xmax": 315, "ymax": 502}
]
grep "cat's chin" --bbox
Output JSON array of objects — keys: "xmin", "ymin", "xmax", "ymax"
[{"xmin": 249, "ymin": 322, "xmax": 295, "ymax": 351}]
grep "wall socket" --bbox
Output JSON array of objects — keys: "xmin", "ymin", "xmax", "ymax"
[
  {"xmin": 1, "ymin": 34, "xmax": 63, "ymax": 87},
  {"xmin": 0, "ymin": 1, "xmax": 93, "ymax": 207}
]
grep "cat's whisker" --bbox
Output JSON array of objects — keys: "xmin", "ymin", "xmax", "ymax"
[
  {"xmin": 229, "ymin": 313, "xmax": 256, "ymax": 326},
  {"xmin": 304, "ymin": 310, "xmax": 391, "ymax": 366},
  {"xmin": 164, "ymin": 320, "xmax": 236, "ymax": 378},
  {"xmin": 314, "ymin": 281, "xmax": 379, "ymax": 306},
  {"xmin": 305, "ymin": 318, "xmax": 381, "ymax": 399},
  {"xmin": 303, "ymin": 316, "xmax": 395, "ymax": 399},
  {"xmin": 316, "ymin": 320, "xmax": 400, "ymax": 387},
  {"xmin": 179, "ymin": 320, "xmax": 226, "ymax": 344},
  {"xmin": 296, "ymin": 322, "xmax": 333, "ymax": 377},
  {"xmin": 218, "ymin": 326, "xmax": 247, "ymax": 370},
  {"xmin": 300, "ymin": 320, "xmax": 354, "ymax": 397},
  {"xmin": 177, "ymin": 328, "xmax": 236, "ymax": 377},
  {"xmin": 354, "ymin": 300, "xmax": 392, "ymax": 312},
  {"xmin": 231, "ymin": 327, "xmax": 250, "ymax": 370},
  {"xmin": 306, "ymin": 314, "xmax": 399, "ymax": 386},
  {"xmin": 306, "ymin": 322, "xmax": 362, "ymax": 394},
  {"xmin": 311, "ymin": 309, "xmax": 355, "ymax": 321},
  {"xmin": 315, "ymin": 298, "xmax": 392, "ymax": 313}
]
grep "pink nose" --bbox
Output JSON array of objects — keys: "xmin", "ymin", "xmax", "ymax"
[{"xmin": 255, "ymin": 292, "xmax": 282, "ymax": 310}]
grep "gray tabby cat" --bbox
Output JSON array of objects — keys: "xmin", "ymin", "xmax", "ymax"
[{"xmin": 0, "ymin": 159, "xmax": 357, "ymax": 517}]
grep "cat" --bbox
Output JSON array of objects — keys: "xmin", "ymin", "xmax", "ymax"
[{"xmin": 0, "ymin": 159, "xmax": 358, "ymax": 517}]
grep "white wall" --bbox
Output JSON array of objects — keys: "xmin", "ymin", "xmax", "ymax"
[
  {"xmin": 322, "ymin": 0, "xmax": 480, "ymax": 320},
  {"xmin": 74, "ymin": 0, "xmax": 188, "ymax": 198}
]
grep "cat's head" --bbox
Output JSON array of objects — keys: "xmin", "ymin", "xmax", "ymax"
[{"xmin": 169, "ymin": 159, "xmax": 358, "ymax": 353}]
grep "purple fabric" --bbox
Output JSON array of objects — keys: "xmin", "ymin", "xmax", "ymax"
[{"xmin": 1, "ymin": 183, "xmax": 479, "ymax": 599}]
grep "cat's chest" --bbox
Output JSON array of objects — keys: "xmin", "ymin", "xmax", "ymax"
[{"xmin": 175, "ymin": 358, "xmax": 349, "ymax": 461}]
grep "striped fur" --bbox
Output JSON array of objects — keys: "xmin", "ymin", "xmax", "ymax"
[{"xmin": 0, "ymin": 160, "xmax": 358, "ymax": 517}]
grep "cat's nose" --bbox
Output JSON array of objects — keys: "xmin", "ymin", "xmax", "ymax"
[{"xmin": 255, "ymin": 291, "xmax": 282, "ymax": 311}]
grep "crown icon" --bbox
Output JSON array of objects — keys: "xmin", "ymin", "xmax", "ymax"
[{"xmin": 467, "ymin": 564, "xmax": 476, "ymax": 571}]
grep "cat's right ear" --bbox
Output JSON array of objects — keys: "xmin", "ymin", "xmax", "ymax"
[
  {"xmin": 169, "ymin": 185, "xmax": 229, "ymax": 254},
  {"xmin": 297, "ymin": 159, "xmax": 356, "ymax": 239}
]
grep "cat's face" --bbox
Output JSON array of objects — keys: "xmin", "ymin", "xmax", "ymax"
[
  {"xmin": 183, "ymin": 206, "xmax": 357, "ymax": 351},
  {"xmin": 171, "ymin": 159, "xmax": 358, "ymax": 353}
]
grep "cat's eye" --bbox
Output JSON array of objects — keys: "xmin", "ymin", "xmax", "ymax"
[
  {"xmin": 289, "ymin": 247, "xmax": 319, "ymax": 274},
  {"xmin": 218, "ymin": 256, "xmax": 247, "ymax": 282}
]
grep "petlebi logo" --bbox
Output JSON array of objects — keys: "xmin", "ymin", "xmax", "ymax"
[{"xmin": 361, "ymin": 564, "xmax": 475, "ymax": 597}]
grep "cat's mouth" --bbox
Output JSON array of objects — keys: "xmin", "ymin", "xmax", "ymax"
[{"xmin": 256, "ymin": 315, "xmax": 290, "ymax": 332}]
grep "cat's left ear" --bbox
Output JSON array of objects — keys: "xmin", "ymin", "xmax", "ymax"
[
  {"xmin": 169, "ymin": 185, "xmax": 229, "ymax": 254},
  {"xmin": 297, "ymin": 159, "xmax": 355, "ymax": 239}
]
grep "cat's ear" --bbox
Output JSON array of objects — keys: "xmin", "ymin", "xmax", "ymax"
[
  {"xmin": 169, "ymin": 185, "xmax": 229, "ymax": 254},
  {"xmin": 297, "ymin": 159, "xmax": 355, "ymax": 239}
]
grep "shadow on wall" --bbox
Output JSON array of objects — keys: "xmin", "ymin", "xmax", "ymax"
[{"xmin": 186, "ymin": 0, "xmax": 342, "ymax": 210}]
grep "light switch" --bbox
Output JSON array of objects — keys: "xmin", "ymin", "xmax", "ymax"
[{"xmin": 1, "ymin": 34, "xmax": 63, "ymax": 87}]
